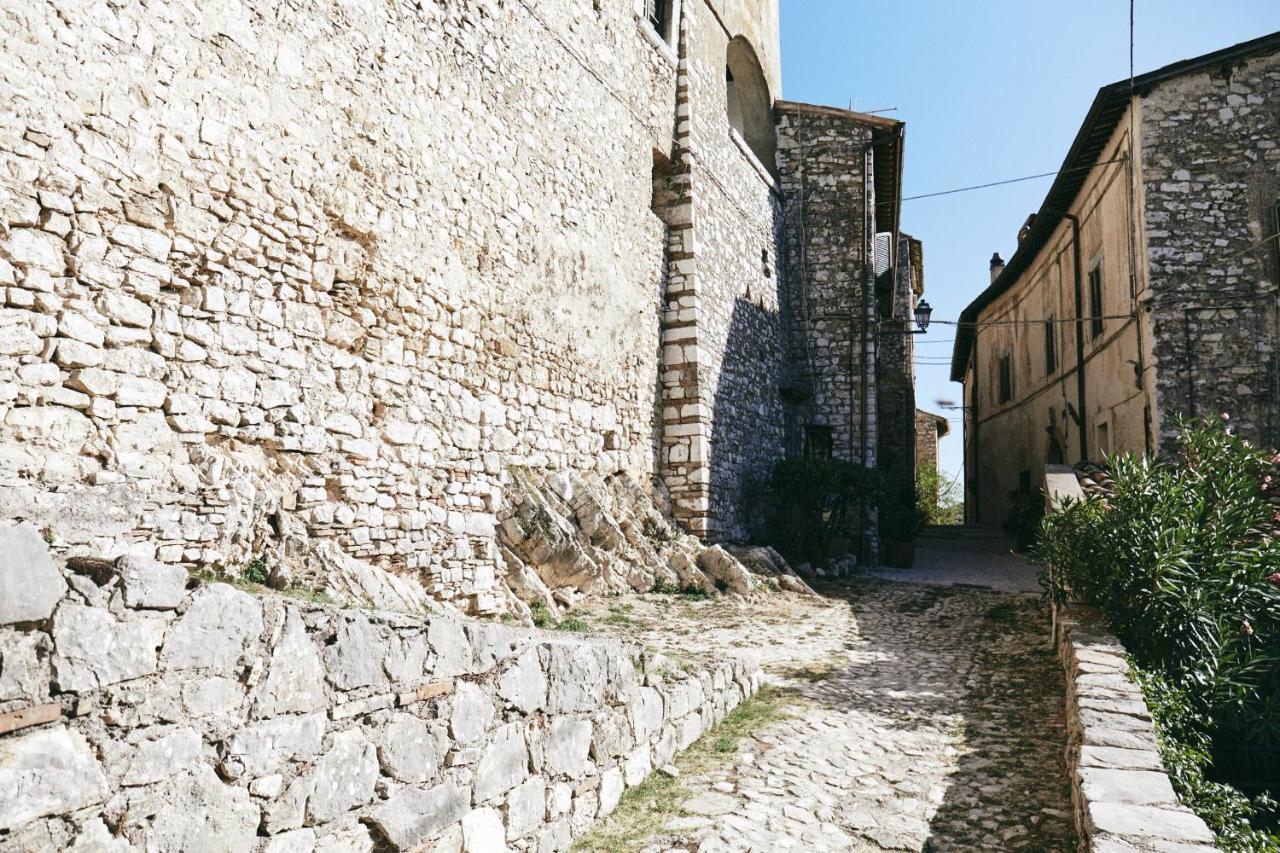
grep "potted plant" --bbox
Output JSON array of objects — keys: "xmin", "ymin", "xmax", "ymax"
[{"xmin": 880, "ymin": 503, "xmax": 921, "ymax": 568}]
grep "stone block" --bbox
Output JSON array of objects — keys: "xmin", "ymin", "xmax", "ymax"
[
  {"xmin": 473, "ymin": 722, "xmax": 529, "ymax": 803},
  {"xmin": 0, "ymin": 727, "xmax": 107, "ymax": 832},
  {"xmin": 117, "ymin": 555, "xmax": 188, "ymax": 610},
  {"xmin": 497, "ymin": 646, "xmax": 547, "ymax": 713},
  {"xmin": 221, "ymin": 712, "xmax": 326, "ymax": 779},
  {"xmin": 323, "ymin": 615, "xmax": 387, "ymax": 690},
  {"xmin": 505, "ymin": 777, "xmax": 546, "ymax": 839},
  {"xmin": 253, "ymin": 609, "xmax": 327, "ymax": 718},
  {"xmin": 545, "ymin": 717, "xmax": 593, "ymax": 778},
  {"xmin": 377, "ymin": 713, "xmax": 447, "ymax": 783},
  {"xmin": 366, "ymin": 782, "xmax": 469, "ymax": 850},
  {"xmin": 306, "ymin": 729, "xmax": 379, "ymax": 824},
  {"xmin": 1085, "ymin": 803, "xmax": 1215, "ymax": 844},
  {"xmin": 162, "ymin": 583, "xmax": 263, "ymax": 670},
  {"xmin": 51, "ymin": 604, "xmax": 166, "ymax": 692},
  {"xmin": 0, "ymin": 521, "xmax": 66, "ymax": 625},
  {"xmin": 461, "ymin": 807, "xmax": 504, "ymax": 852},
  {"xmin": 120, "ymin": 726, "xmax": 203, "ymax": 786},
  {"xmin": 449, "ymin": 681, "xmax": 495, "ymax": 745}
]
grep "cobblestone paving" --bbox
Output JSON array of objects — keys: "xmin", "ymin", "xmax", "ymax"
[{"xmin": 581, "ymin": 574, "xmax": 1076, "ymax": 852}]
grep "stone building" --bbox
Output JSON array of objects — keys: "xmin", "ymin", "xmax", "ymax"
[
  {"xmin": 0, "ymin": 0, "xmax": 923, "ymax": 612},
  {"xmin": 914, "ymin": 409, "xmax": 949, "ymax": 476},
  {"xmin": 952, "ymin": 32, "xmax": 1280, "ymax": 526}
]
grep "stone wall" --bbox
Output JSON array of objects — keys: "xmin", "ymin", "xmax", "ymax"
[
  {"xmin": 775, "ymin": 104, "xmax": 884, "ymax": 469},
  {"xmin": 0, "ymin": 0, "xmax": 808, "ymax": 610},
  {"xmin": 876, "ymin": 233, "xmax": 922, "ymax": 501},
  {"xmin": 1053, "ymin": 604, "xmax": 1217, "ymax": 852},
  {"xmin": 0, "ymin": 521, "xmax": 760, "ymax": 851},
  {"xmin": 914, "ymin": 410, "xmax": 946, "ymax": 476},
  {"xmin": 1141, "ymin": 46, "xmax": 1280, "ymax": 453}
]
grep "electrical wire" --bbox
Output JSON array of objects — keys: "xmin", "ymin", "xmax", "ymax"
[{"xmin": 902, "ymin": 157, "xmax": 1130, "ymax": 202}]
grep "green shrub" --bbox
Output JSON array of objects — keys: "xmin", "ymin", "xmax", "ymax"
[
  {"xmin": 529, "ymin": 603, "xmax": 556, "ymax": 629},
  {"xmin": 1003, "ymin": 489, "xmax": 1045, "ymax": 550},
  {"xmin": 758, "ymin": 456, "xmax": 884, "ymax": 564},
  {"xmin": 916, "ymin": 465, "xmax": 963, "ymax": 526},
  {"xmin": 241, "ymin": 558, "xmax": 270, "ymax": 585},
  {"xmin": 1038, "ymin": 418, "xmax": 1280, "ymax": 847}
]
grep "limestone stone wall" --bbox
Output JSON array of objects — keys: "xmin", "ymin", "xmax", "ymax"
[
  {"xmin": 0, "ymin": 521, "xmax": 759, "ymax": 852},
  {"xmin": 1053, "ymin": 604, "xmax": 1217, "ymax": 852},
  {"xmin": 1141, "ymin": 46, "xmax": 1280, "ymax": 453},
  {"xmin": 876, "ymin": 233, "xmax": 922, "ymax": 500},
  {"xmin": 0, "ymin": 0, "xmax": 804, "ymax": 610},
  {"xmin": 914, "ymin": 410, "xmax": 945, "ymax": 475},
  {"xmin": 674, "ymin": 0, "xmax": 788, "ymax": 543},
  {"xmin": 775, "ymin": 104, "xmax": 881, "ymax": 467}
]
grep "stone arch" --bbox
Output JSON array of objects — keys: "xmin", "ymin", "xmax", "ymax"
[{"xmin": 725, "ymin": 36, "xmax": 776, "ymax": 177}]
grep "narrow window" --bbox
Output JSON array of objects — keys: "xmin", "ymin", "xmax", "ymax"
[
  {"xmin": 804, "ymin": 425, "xmax": 833, "ymax": 460},
  {"xmin": 1044, "ymin": 316, "xmax": 1058, "ymax": 375},
  {"xmin": 1018, "ymin": 469, "xmax": 1032, "ymax": 494},
  {"xmin": 1096, "ymin": 422, "xmax": 1111, "ymax": 457},
  {"xmin": 645, "ymin": 0, "xmax": 673, "ymax": 44},
  {"xmin": 997, "ymin": 354, "xmax": 1013, "ymax": 404},
  {"xmin": 1088, "ymin": 265, "xmax": 1104, "ymax": 339},
  {"xmin": 725, "ymin": 68, "xmax": 743, "ymax": 136},
  {"xmin": 1272, "ymin": 200, "xmax": 1280, "ymax": 280}
]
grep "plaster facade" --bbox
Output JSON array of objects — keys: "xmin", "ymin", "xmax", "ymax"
[{"xmin": 955, "ymin": 34, "xmax": 1280, "ymax": 527}]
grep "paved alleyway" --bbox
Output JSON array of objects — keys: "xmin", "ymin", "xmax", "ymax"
[{"xmin": 580, "ymin": 533, "xmax": 1075, "ymax": 852}]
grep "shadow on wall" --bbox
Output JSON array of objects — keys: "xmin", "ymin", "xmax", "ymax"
[{"xmin": 707, "ymin": 296, "xmax": 789, "ymax": 543}]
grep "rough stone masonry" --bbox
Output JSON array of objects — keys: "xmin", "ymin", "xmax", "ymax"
[
  {"xmin": 0, "ymin": 520, "xmax": 760, "ymax": 851},
  {"xmin": 0, "ymin": 0, "xmax": 920, "ymax": 612}
]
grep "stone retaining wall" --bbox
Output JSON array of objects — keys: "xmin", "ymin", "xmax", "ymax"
[
  {"xmin": 1053, "ymin": 603, "xmax": 1218, "ymax": 852},
  {"xmin": 0, "ymin": 521, "xmax": 760, "ymax": 852}
]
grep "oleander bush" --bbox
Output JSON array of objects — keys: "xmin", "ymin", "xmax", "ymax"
[{"xmin": 1038, "ymin": 417, "xmax": 1280, "ymax": 850}]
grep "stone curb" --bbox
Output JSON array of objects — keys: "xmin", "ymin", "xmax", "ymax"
[{"xmin": 1052, "ymin": 603, "xmax": 1219, "ymax": 852}]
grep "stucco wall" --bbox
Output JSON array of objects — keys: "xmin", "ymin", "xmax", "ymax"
[{"xmin": 965, "ymin": 115, "xmax": 1145, "ymax": 527}]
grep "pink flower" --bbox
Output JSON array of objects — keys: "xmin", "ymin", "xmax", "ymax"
[
  {"xmin": 1221, "ymin": 412, "xmax": 1231, "ymax": 422},
  {"xmin": 1241, "ymin": 620, "xmax": 1254, "ymax": 637},
  {"xmin": 1267, "ymin": 572, "xmax": 1280, "ymax": 587}
]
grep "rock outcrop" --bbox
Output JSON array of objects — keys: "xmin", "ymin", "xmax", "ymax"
[{"xmin": 496, "ymin": 469, "xmax": 817, "ymax": 617}]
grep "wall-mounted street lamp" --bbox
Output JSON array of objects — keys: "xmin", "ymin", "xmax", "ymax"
[{"xmin": 912, "ymin": 298, "xmax": 932, "ymax": 334}]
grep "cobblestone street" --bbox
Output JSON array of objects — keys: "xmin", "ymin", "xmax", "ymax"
[{"xmin": 580, "ymin": 537, "xmax": 1075, "ymax": 852}]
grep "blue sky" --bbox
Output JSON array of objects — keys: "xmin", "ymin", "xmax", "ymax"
[{"xmin": 779, "ymin": 1, "xmax": 1278, "ymax": 485}]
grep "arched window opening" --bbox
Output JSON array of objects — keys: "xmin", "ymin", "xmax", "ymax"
[{"xmin": 724, "ymin": 36, "xmax": 776, "ymax": 177}]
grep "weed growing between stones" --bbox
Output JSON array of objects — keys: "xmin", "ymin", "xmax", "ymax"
[
  {"xmin": 530, "ymin": 602, "xmax": 557, "ymax": 628},
  {"xmin": 192, "ymin": 566, "xmax": 336, "ymax": 608},
  {"xmin": 570, "ymin": 686, "xmax": 799, "ymax": 852},
  {"xmin": 649, "ymin": 578, "xmax": 709, "ymax": 598},
  {"xmin": 241, "ymin": 557, "xmax": 270, "ymax": 585},
  {"xmin": 528, "ymin": 602, "xmax": 589, "ymax": 632}
]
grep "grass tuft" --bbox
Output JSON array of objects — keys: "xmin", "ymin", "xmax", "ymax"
[{"xmin": 571, "ymin": 686, "xmax": 798, "ymax": 852}]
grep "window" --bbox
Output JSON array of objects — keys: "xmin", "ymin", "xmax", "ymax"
[
  {"xmin": 804, "ymin": 425, "xmax": 833, "ymax": 460},
  {"xmin": 997, "ymin": 354, "xmax": 1013, "ymax": 404},
  {"xmin": 1018, "ymin": 469, "xmax": 1032, "ymax": 495},
  {"xmin": 1044, "ymin": 316, "xmax": 1058, "ymax": 375},
  {"xmin": 1096, "ymin": 421, "xmax": 1111, "ymax": 457},
  {"xmin": 724, "ymin": 37, "xmax": 777, "ymax": 177},
  {"xmin": 1272, "ymin": 200, "xmax": 1280, "ymax": 279},
  {"xmin": 645, "ymin": 0, "xmax": 674, "ymax": 43},
  {"xmin": 1088, "ymin": 264, "xmax": 1104, "ymax": 339}
]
